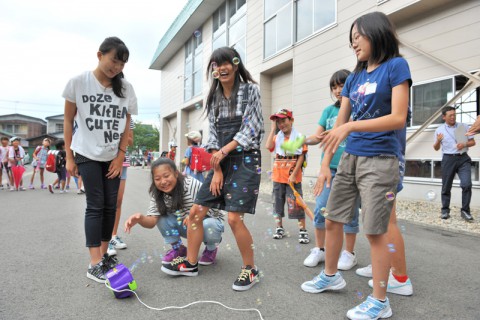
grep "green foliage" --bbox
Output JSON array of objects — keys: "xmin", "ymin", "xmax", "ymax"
[{"xmin": 131, "ymin": 121, "xmax": 159, "ymax": 152}]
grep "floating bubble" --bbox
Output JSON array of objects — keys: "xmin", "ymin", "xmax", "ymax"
[
  {"xmin": 385, "ymin": 192, "xmax": 395, "ymax": 201},
  {"xmin": 256, "ymin": 167, "xmax": 262, "ymax": 174},
  {"xmin": 256, "ymin": 298, "xmax": 262, "ymax": 305},
  {"xmin": 232, "ymin": 57, "xmax": 240, "ymax": 65},
  {"xmin": 212, "ymin": 70, "xmax": 220, "ymax": 79},
  {"xmin": 186, "ymin": 122, "xmax": 191, "ymax": 128},
  {"xmin": 245, "ymin": 156, "xmax": 251, "ymax": 163},
  {"xmin": 356, "ymin": 290, "xmax": 364, "ymax": 300},
  {"xmin": 194, "ymin": 103, "xmax": 202, "ymax": 110},
  {"xmin": 239, "ymin": 199, "xmax": 244, "ymax": 205},
  {"xmin": 308, "ymin": 180, "xmax": 314, "ymax": 188},
  {"xmin": 202, "ymin": 165, "xmax": 207, "ymax": 171},
  {"xmin": 251, "ymin": 244, "xmax": 256, "ymax": 250},
  {"xmin": 165, "ymin": 230, "xmax": 170, "ymax": 236},
  {"xmin": 226, "ymin": 193, "xmax": 232, "ymax": 200},
  {"xmin": 226, "ymin": 243, "xmax": 232, "ymax": 250},
  {"xmin": 233, "ymin": 165, "xmax": 238, "ymax": 171},
  {"xmin": 387, "ymin": 243, "xmax": 396, "ymax": 253},
  {"xmin": 207, "ymin": 228, "xmax": 213, "ymax": 235},
  {"xmin": 232, "ymin": 182, "xmax": 237, "ymax": 188},
  {"xmin": 236, "ymin": 146, "xmax": 243, "ymax": 152},
  {"xmin": 193, "ymin": 30, "xmax": 201, "ymax": 38},
  {"xmin": 242, "ymin": 187, "xmax": 248, "ymax": 192},
  {"xmin": 198, "ymin": 206, "xmax": 203, "ymax": 211},
  {"xmin": 254, "ymin": 189, "xmax": 259, "ymax": 195},
  {"xmin": 426, "ymin": 190, "xmax": 436, "ymax": 201},
  {"xmin": 400, "ymin": 225, "xmax": 406, "ymax": 233},
  {"xmin": 243, "ymin": 117, "xmax": 249, "ymax": 124},
  {"xmin": 191, "ymin": 223, "xmax": 197, "ymax": 230},
  {"xmin": 379, "ymin": 281, "xmax": 386, "ymax": 288}
]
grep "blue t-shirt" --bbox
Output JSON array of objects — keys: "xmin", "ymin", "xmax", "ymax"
[
  {"xmin": 319, "ymin": 104, "xmax": 345, "ymax": 169},
  {"xmin": 341, "ymin": 57, "xmax": 412, "ymax": 157}
]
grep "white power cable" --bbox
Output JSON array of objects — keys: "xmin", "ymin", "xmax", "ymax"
[{"xmin": 104, "ymin": 282, "xmax": 265, "ymax": 320}]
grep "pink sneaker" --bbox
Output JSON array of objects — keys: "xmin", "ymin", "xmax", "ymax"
[
  {"xmin": 199, "ymin": 247, "xmax": 218, "ymax": 266},
  {"xmin": 41, "ymin": 184, "xmax": 47, "ymax": 190},
  {"xmin": 28, "ymin": 184, "xmax": 35, "ymax": 190},
  {"xmin": 162, "ymin": 245, "xmax": 187, "ymax": 264},
  {"xmin": 48, "ymin": 184, "xmax": 54, "ymax": 194}
]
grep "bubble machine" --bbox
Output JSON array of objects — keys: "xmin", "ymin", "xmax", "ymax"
[{"xmin": 105, "ymin": 264, "xmax": 137, "ymax": 299}]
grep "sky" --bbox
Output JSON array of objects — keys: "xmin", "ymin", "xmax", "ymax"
[{"xmin": 0, "ymin": 0, "xmax": 188, "ymax": 126}]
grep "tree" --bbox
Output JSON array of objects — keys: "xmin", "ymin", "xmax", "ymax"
[{"xmin": 131, "ymin": 121, "xmax": 159, "ymax": 153}]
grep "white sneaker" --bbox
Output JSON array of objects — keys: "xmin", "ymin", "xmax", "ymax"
[
  {"xmin": 356, "ymin": 264, "xmax": 373, "ymax": 278},
  {"xmin": 303, "ymin": 247, "xmax": 325, "ymax": 267},
  {"xmin": 368, "ymin": 271, "xmax": 413, "ymax": 296},
  {"xmin": 337, "ymin": 250, "xmax": 357, "ymax": 270},
  {"xmin": 110, "ymin": 235, "xmax": 127, "ymax": 249},
  {"xmin": 107, "ymin": 241, "xmax": 117, "ymax": 256}
]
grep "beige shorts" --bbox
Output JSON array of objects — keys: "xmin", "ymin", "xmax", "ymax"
[{"xmin": 325, "ymin": 153, "xmax": 399, "ymax": 235}]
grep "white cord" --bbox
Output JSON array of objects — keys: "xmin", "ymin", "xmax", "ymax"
[{"xmin": 104, "ymin": 282, "xmax": 265, "ymax": 320}]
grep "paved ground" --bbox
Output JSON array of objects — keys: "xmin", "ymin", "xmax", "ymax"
[{"xmin": 1, "ymin": 167, "xmax": 480, "ymax": 319}]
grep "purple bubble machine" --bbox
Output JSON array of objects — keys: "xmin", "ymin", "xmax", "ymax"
[{"xmin": 105, "ymin": 264, "xmax": 137, "ymax": 299}]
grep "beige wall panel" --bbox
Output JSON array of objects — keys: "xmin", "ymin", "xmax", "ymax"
[{"xmin": 160, "ymin": 52, "xmax": 185, "ymax": 117}]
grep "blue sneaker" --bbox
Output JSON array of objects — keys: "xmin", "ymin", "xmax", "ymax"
[
  {"xmin": 347, "ymin": 295, "xmax": 392, "ymax": 320},
  {"xmin": 301, "ymin": 270, "xmax": 346, "ymax": 293}
]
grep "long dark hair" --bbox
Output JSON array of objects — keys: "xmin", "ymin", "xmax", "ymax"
[
  {"xmin": 99, "ymin": 37, "xmax": 129, "ymax": 98},
  {"xmin": 349, "ymin": 12, "xmax": 401, "ymax": 73},
  {"xmin": 329, "ymin": 69, "xmax": 351, "ymax": 107},
  {"xmin": 149, "ymin": 158, "xmax": 185, "ymax": 216},
  {"xmin": 205, "ymin": 47, "xmax": 256, "ymax": 117}
]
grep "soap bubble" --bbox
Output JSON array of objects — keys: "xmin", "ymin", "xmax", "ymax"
[
  {"xmin": 232, "ymin": 57, "xmax": 240, "ymax": 65},
  {"xmin": 387, "ymin": 243, "xmax": 396, "ymax": 253},
  {"xmin": 254, "ymin": 189, "xmax": 259, "ymax": 195},
  {"xmin": 232, "ymin": 182, "xmax": 238, "ymax": 188},
  {"xmin": 226, "ymin": 193, "xmax": 232, "ymax": 200},
  {"xmin": 426, "ymin": 190, "xmax": 436, "ymax": 201},
  {"xmin": 256, "ymin": 167, "xmax": 262, "ymax": 174},
  {"xmin": 194, "ymin": 103, "xmax": 202, "ymax": 110},
  {"xmin": 308, "ymin": 180, "xmax": 314, "ymax": 188},
  {"xmin": 233, "ymin": 165, "xmax": 238, "ymax": 171},
  {"xmin": 212, "ymin": 70, "xmax": 220, "ymax": 79},
  {"xmin": 385, "ymin": 192, "xmax": 395, "ymax": 201},
  {"xmin": 239, "ymin": 199, "xmax": 244, "ymax": 205},
  {"xmin": 242, "ymin": 187, "xmax": 248, "ymax": 192},
  {"xmin": 193, "ymin": 30, "xmax": 201, "ymax": 38},
  {"xmin": 236, "ymin": 146, "xmax": 243, "ymax": 152}
]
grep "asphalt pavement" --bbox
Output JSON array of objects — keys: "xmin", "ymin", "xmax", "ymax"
[{"xmin": 1, "ymin": 167, "xmax": 479, "ymax": 320}]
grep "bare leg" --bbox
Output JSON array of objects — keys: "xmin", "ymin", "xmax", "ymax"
[
  {"xmin": 186, "ymin": 204, "xmax": 208, "ymax": 264},
  {"xmin": 89, "ymin": 241, "xmax": 109, "ymax": 265},
  {"xmin": 324, "ymin": 219, "xmax": 344, "ymax": 274},
  {"xmin": 112, "ymin": 179, "xmax": 126, "ymax": 236},
  {"xmin": 344, "ymin": 233, "xmax": 357, "ymax": 253},
  {"xmin": 30, "ymin": 168, "xmax": 37, "ymax": 185},
  {"xmin": 39, "ymin": 168, "xmax": 45, "ymax": 185},
  {"xmin": 367, "ymin": 233, "xmax": 390, "ymax": 300},
  {"xmin": 298, "ymin": 218, "xmax": 306, "ymax": 229},
  {"xmin": 275, "ymin": 216, "xmax": 283, "ymax": 228},
  {"xmin": 388, "ymin": 201, "xmax": 407, "ymax": 275},
  {"xmin": 229, "ymin": 212, "xmax": 254, "ymax": 266},
  {"xmin": 314, "ymin": 227, "xmax": 326, "ymax": 248}
]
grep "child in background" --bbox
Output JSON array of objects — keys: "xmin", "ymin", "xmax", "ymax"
[
  {"xmin": 183, "ymin": 130, "xmax": 205, "ymax": 182},
  {"xmin": 162, "ymin": 46, "xmax": 264, "ymax": 291},
  {"xmin": 167, "ymin": 143, "xmax": 177, "ymax": 162},
  {"xmin": 0, "ymin": 137, "xmax": 12, "ymax": 189},
  {"xmin": 303, "ymin": 69, "xmax": 360, "ymax": 269},
  {"xmin": 125, "ymin": 158, "xmax": 224, "ymax": 266},
  {"xmin": 266, "ymin": 109, "xmax": 309, "ymax": 244},
  {"xmin": 29, "ymin": 138, "xmax": 51, "ymax": 189},
  {"xmin": 8, "ymin": 137, "xmax": 26, "ymax": 191},
  {"xmin": 301, "ymin": 12, "xmax": 411, "ymax": 320},
  {"xmin": 48, "ymin": 140, "xmax": 67, "ymax": 193}
]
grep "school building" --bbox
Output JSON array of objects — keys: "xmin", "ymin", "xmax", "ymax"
[{"xmin": 150, "ymin": 0, "xmax": 480, "ymax": 207}]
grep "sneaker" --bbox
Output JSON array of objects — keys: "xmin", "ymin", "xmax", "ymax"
[
  {"xmin": 368, "ymin": 272, "xmax": 413, "ymax": 296},
  {"xmin": 110, "ymin": 235, "xmax": 127, "ymax": 249},
  {"xmin": 161, "ymin": 257, "xmax": 198, "ymax": 276},
  {"xmin": 77, "ymin": 189, "xmax": 83, "ymax": 194},
  {"xmin": 19, "ymin": 187, "xmax": 26, "ymax": 191},
  {"xmin": 303, "ymin": 247, "xmax": 325, "ymax": 267},
  {"xmin": 9, "ymin": 187, "xmax": 15, "ymax": 191},
  {"xmin": 301, "ymin": 270, "xmax": 346, "ymax": 293},
  {"xmin": 338, "ymin": 250, "xmax": 357, "ymax": 270},
  {"xmin": 299, "ymin": 229, "xmax": 310, "ymax": 244},
  {"xmin": 346, "ymin": 295, "xmax": 392, "ymax": 320},
  {"xmin": 199, "ymin": 247, "xmax": 218, "ymax": 265},
  {"xmin": 87, "ymin": 262, "xmax": 106, "ymax": 283},
  {"xmin": 41, "ymin": 184, "xmax": 47, "ymax": 190},
  {"xmin": 107, "ymin": 241, "xmax": 117, "ymax": 256},
  {"xmin": 356, "ymin": 264, "xmax": 373, "ymax": 278},
  {"xmin": 272, "ymin": 227, "xmax": 285, "ymax": 239},
  {"xmin": 28, "ymin": 184, "xmax": 34, "ymax": 190},
  {"xmin": 48, "ymin": 184, "xmax": 54, "ymax": 193},
  {"xmin": 162, "ymin": 245, "xmax": 187, "ymax": 264},
  {"xmin": 54, "ymin": 185, "xmax": 60, "ymax": 189},
  {"xmin": 232, "ymin": 265, "xmax": 259, "ymax": 291},
  {"xmin": 102, "ymin": 253, "xmax": 119, "ymax": 272}
]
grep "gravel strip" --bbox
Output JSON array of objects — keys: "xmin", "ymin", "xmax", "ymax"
[{"xmin": 258, "ymin": 175, "xmax": 479, "ymax": 236}]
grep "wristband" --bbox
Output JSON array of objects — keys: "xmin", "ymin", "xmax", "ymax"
[
  {"xmin": 118, "ymin": 148, "xmax": 126, "ymax": 154},
  {"xmin": 220, "ymin": 148, "xmax": 228, "ymax": 156}
]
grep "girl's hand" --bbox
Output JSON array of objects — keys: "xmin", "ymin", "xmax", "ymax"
[
  {"xmin": 313, "ymin": 167, "xmax": 332, "ymax": 197},
  {"xmin": 124, "ymin": 213, "xmax": 141, "ymax": 233},
  {"xmin": 66, "ymin": 158, "xmax": 78, "ymax": 177},
  {"xmin": 210, "ymin": 150, "xmax": 226, "ymax": 168},
  {"xmin": 107, "ymin": 155, "xmax": 124, "ymax": 179},
  {"xmin": 320, "ymin": 124, "xmax": 351, "ymax": 154},
  {"xmin": 210, "ymin": 169, "xmax": 224, "ymax": 196},
  {"xmin": 288, "ymin": 174, "xmax": 297, "ymax": 184},
  {"xmin": 183, "ymin": 216, "xmax": 189, "ymax": 226},
  {"xmin": 314, "ymin": 130, "xmax": 329, "ymax": 146}
]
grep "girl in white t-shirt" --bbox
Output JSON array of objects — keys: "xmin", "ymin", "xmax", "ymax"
[{"xmin": 63, "ymin": 37, "xmax": 138, "ymax": 283}]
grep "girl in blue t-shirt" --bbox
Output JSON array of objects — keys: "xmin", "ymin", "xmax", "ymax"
[
  {"xmin": 303, "ymin": 69, "xmax": 361, "ymax": 270},
  {"xmin": 301, "ymin": 12, "xmax": 411, "ymax": 320}
]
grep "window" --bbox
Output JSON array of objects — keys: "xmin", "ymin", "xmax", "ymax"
[
  {"xmin": 264, "ymin": 0, "xmax": 336, "ymax": 58},
  {"xmin": 184, "ymin": 30, "xmax": 203, "ymax": 101},
  {"xmin": 55, "ymin": 123, "xmax": 64, "ymax": 132},
  {"xmin": 410, "ymin": 74, "xmax": 479, "ymax": 127},
  {"xmin": 212, "ymin": 0, "xmax": 247, "ymax": 63},
  {"xmin": 405, "ymin": 159, "xmax": 480, "ymax": 184}
]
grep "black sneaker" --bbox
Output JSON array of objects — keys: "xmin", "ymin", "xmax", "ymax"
[
  {"xmin": 87, "ymin": 262, "xmax": 106, "ymax": 283},
  {"xmin": 461, "ymin": 210, "xmax": 474, "ymax": 222},
  {"xmin": 272, "ymin": 227, "xmax": 285, "ymax": 239},
  {"xmin": 161, "ymin": 257, "xmax": 198, "ymax": 276},
  {"xmin": 299, "ymin": 229, "xmax": 310, "ymax": 244},
  {"xmin": 102, "ymin": 253, "xmax": 118, "ymax": 272},
  {"xmin": 232, "ymin": 265, "xmax": 259, "ymax": 291}
]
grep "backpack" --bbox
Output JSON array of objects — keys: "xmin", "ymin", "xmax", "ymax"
[
  {"xmin": 189, "ymin": 147, "xmax": 212, "ymax": 172},
  {"xmin": 45, "ymin": 150, "xmax": 58, "ymax": 173}
]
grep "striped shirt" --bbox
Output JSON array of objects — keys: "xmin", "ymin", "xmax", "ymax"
[
  {"xmin": 146, "ymin": 176, "xmax": 224, "ymax": 219},
  {"xmin": 206, "ymin": 83, "xmax": 264, "ymax": 151}
]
